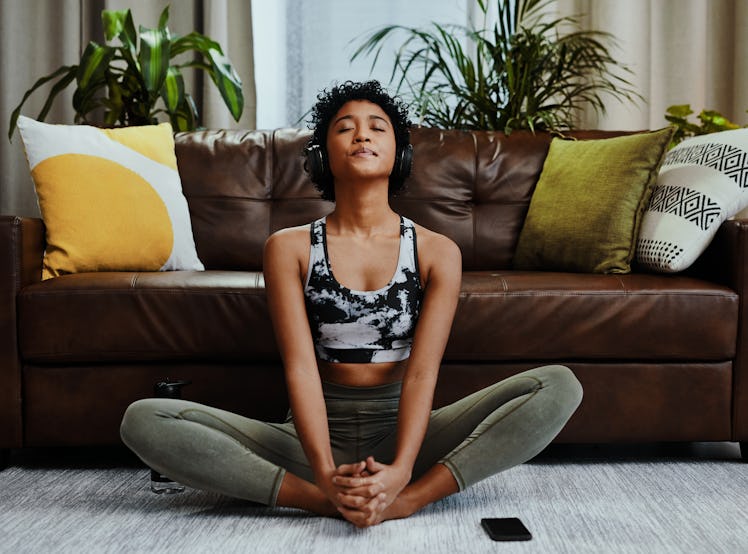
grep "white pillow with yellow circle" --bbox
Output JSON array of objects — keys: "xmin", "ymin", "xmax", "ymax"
[{"xmin": 17, "ymin": 116, "xmax": 204, "ymax": 280}]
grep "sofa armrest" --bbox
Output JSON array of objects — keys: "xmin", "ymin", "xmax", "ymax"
[
  {"xmin": 0, "ymin": 216, "xmax": 44, "ymax": 447},
  {"xmin": 699, "ymin": 219, "xmax": 748, "ymax": 442}
]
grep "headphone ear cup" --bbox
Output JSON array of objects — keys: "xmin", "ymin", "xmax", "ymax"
[
  {"xmin": 394, "ymin": 143, "xmax": 413, "ymax": 181},
  {"xmin": 305, "ymin": 144, "xmax": 327, "ymax": 182}
]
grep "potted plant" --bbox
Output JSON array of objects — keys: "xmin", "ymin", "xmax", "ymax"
[
  {"xmin": 7, "ymin": 6, "xmax": 243, "ymax": 140},
  {"xmin": 665, "ymin": 104, "xmax": 745, "ymax": 148},
  {"xmin": 351, "ymin": 0, "xmax": 637, "ymax": 133}
]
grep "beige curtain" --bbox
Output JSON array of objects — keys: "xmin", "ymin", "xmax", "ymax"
[
  {"xmin": 555, "ymin": 0, "xmax": 748, "ymax": 130},
  {"xmin": 0, "ymin": 0, "xmax": 255, "ymax": 218}
]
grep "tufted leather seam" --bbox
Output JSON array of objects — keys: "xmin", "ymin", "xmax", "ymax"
[{"xmin": 10, "ymin": 217, "xmax": 21, "ymax": 293}]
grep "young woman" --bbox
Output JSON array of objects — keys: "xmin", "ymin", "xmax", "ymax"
[{"xmin": 120, "ymin": 80, "xmax": 582, "ymax": 528}]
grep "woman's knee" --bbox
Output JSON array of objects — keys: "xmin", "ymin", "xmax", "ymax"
[
  {"xmin": 548, "ymin": 365, "xmax": 584, "ymax": 409},
  {"xmin": 120, "ymin": 398, "xmax": 170, "ymax": 451},
  {"xmin": 536, "ymin": 364, "xmax": 584, "ymax": 408}
]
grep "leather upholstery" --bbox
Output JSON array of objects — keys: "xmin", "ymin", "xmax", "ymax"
[
  {"xmin": 449, "ymin": 271, "xmax": 737, "ymax": 361},
  {"xmin": 175, "ymin": 128, "xmax": 628, "ymax": 271},
  {"xmin": 433, "ymin": 362, "xmax": 733, "ymax": 442},
  {"xmin": 1, "ymin": 127, "xmax": 744, "ymax": 448},
  {"xmin": 18, "ymin": 270, "xmax": 737, "ymax": 363},
  {"xmin": 0, "ymin": 217, "xmax": 43, "ymax": 446},
  {"xmin": 19, "ymin": 271, "xmax": 277, "ymax": 363}
]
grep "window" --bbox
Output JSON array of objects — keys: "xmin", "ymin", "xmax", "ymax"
[{"xmin": 252, "ymin": 0, "xmax": 470, "ymax": 129}]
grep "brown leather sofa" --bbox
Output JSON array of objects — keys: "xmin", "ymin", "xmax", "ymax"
[{"xmin": 1, "ymin": 127, "xmax": 745, "ymax": 464}]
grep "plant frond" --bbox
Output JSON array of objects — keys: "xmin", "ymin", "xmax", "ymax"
[{"xmin": 349, "ymin": 0, "xmax": 642, "ymax": 132}]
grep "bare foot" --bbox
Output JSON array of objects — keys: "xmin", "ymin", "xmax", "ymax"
[
  {"xmin": 371, "ymin": 491, "xmax": 416, "ymax": 524},
  {"xmin": 316, "ymin": 499, "xmax": 342, "ymax": 518},
  {"xmin": 275, "ymin": 472, "xmax": 340, "ymax": 518},
  {"xmin": 342, "ymin": 491, "xmax": 416, "ymax": 528}
]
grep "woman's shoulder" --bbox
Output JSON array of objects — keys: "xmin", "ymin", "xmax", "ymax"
[
  {"xmin": 264, "ymin": 223, "xmax": 312, "ymax": 258},
  {"xmin": 411, "ymin": 221, "xmax": 460, "ymax": 254},
  {"xmin": 410, "ymin": 221, "xmax": 461, "ymax": 267}
]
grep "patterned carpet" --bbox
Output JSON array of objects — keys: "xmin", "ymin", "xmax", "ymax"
[{"xmin": 1, "ymin": 443, "xmax": 747, "ymax": 554}]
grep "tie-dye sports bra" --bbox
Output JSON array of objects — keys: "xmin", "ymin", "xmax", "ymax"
[{"xmin": 304, "ymin": 216, "xmax": 423, "ymax": 363}]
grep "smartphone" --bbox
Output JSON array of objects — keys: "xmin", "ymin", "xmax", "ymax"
[{"xmin": 481, "ymin": 517, "xmax": 532, "ymax": 541}]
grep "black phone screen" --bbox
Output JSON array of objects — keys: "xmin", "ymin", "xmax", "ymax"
[{"xmin": 481, "ymin": 517, "xmax": 532, "ymax": 541}]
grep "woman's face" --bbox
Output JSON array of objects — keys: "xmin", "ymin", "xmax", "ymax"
[{"xmin": 325, "ymin": 100, "xmax": 397, "ymax": 185}]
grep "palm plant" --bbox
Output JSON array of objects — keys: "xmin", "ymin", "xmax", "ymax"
[
  {"xmin": 8, "ymin": 6, "xmax": 243, "ymax": 140},
  {"xmin": 351, "ymin": 0, "xmax": 638, "ymax": 133}
]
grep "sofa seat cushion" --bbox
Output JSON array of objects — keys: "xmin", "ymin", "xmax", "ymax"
[
  {"xmin": 445, "ymin": 271, "xmax": 738, "ymax": 361},
  {"xmin": 19, "ymin": 271, "xmax": 277, "ymax": 363},
  {"xmin": 19, "ymin": 270, "xmax": 738, "ymax": 364}
]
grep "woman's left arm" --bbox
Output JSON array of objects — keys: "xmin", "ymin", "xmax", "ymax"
[
  {"xmin": 335, "ymin": 232, "xmax": 462, "ymax": 508},
  {"xmin": 391, "ymin": 231, "xmax": 462, "ymax": 480}
]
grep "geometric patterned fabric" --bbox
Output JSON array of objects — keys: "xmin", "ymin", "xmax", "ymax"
[
  {"xmin": 636, "ymin": 128, "xmax": 748, "ymax": 272},
  {"xmin": 647, "ymin": 185, "xmax": 721, "ymax": 231},
  {"xmin": 664, "ymin": 143, "xmax": 748, "ymax": 188},
  {"xmin": 663, "ymin": 142, "xmax": 748, "ymax": 188}
]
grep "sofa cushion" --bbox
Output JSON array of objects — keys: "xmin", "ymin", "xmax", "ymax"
[
  {"xmin": 17, "ymin": 117, "xmax": 204, "ymax": 280},
  {"xmin": 175, "ymin": 128, "xmax": 633, "ymax": 272},
  {"xmin": 18, "ymin": 270, "xmax": 737, "ymax": 364},
  {"xmin": 637, "ymin": 128, "xmax": 748, "ymax": 272},
  {"xmin": 513, "ymin": 128, "xmax": 673, "ymax": 274},
  {"xmin": 445, "ymin": 271, "xmax": 737, "ymax": 361},
  {"xmin": 19, "ymin": 271, "xmax": 277, "ymax": 363}
]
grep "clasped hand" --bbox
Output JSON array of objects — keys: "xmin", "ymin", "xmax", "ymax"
[{"xmin": 325, "ymin": 456, "xmax": 410, "ymax": 528}]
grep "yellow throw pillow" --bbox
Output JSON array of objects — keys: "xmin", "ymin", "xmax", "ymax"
[
  {"xmin": 513, "ymin": 128, "xmax": 674, "ymax": 274},
  {"xmin": 17, "ymin": 116, "xmax": 204, "ymax": 279}
]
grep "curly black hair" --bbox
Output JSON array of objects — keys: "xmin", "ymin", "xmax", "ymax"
[{"xmin": 305, "ymin": 80, "xmax": 412, "ymax": 201}]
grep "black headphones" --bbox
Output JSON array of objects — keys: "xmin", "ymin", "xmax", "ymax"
[{"xmin": 305, "ymin": 142, "xmax": 413, "ymax": 184}]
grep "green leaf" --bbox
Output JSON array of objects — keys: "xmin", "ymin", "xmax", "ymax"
[
  {"xmin": 666, "ymin": 104, "xmax": 694, "ymax": 118},
  {"xmin": 170, "ymin": 93, "xmax": 198, "ymax": 131},
  {"xmin": 76, "ymin": 42, "xmax": 114, "ymax": 89},
  {"xmin": 138, "ymin": 25, "xmax": 170, "ymax": 94},
  {"xmin": 36, "ymin": 67, "xmax": 78, "ymax": 122},
  {"xmin": 73, "ymin": 42, "xmax": 114, "ymax": 121},
  {"xmin": 170, "ymin": 32, "xmax": 222, "ymax": 58},
  {"xmin": 160, "ymin": 67, "xmax": 185, "ymax": 112},
  {"xmin": 158, "ymin": 6, "xmax": 170, "ymax": 30},
  {"xmin": 348, "ymin": 0, "xmax": 641, "ymax": 131},
  {"xmin": 666, "ymin": 104, "xmax": 744, "ymax": 147},
  {"xmin": 10, "ymin": 5, "xmax": 246, "ymax": 137},
  {"xmin": 205, "ymin": 48, "xmax": 244, "ymax": 121},
  {"xmin": 699, "ymin": 109, "xmax": 739, "ymax": 130},
  {"xmin": 72, "ymin": 85, "xmax": 100, "ymax": 119},
  {"xmin": 99, "ymin": 71, "xmax": 127, "ymax": 125},
  {"xmin": 7, "ymin": 65, "xmax": 77, "ymax": 140},
  {"xmin": 102, "ymin": 9, "xmax": 129, "ymax": 42},
  {"xmin": 163, "ymin": 31, "xmax": 244, "ymax": 124},
  {"xmin": 103, "ymin": 9, "xmax": 138, "ymax": 64}
]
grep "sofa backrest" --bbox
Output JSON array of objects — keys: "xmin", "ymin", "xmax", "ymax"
[{"xmin": 174, "ymin": 127, "xmax": 627, "ymax": 271}]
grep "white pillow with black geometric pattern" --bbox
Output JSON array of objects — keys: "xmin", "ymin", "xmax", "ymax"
[{"xmin": 636, "ymin": 128, "xmax": 748, "ymax": 272}]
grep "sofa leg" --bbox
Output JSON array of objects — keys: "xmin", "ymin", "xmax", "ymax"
[
  {"xmin": 741, "ymin": 442, "xmax": 748, "ymax": 462},
  {"xmin": 0, "ymin": 449, "xmax": 9, "ymax": 470}
]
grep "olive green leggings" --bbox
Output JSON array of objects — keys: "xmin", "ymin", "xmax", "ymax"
[{"xmin": 120, "ymin": 365, "xmax": 582, "ymax": 507}]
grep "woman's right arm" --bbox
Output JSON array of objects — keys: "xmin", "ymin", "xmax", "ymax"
[{"xmin": 263, "ymin": 229, "xmax": 338, "ymax": 496}]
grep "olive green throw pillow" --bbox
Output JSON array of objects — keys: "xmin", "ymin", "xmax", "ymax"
[{"xmin": 514, "ymin": 128, "xmax": 674, "ymax": 274}]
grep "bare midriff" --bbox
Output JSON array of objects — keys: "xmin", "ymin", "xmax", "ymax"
[{"xmin": 317, "ymin": 358, "xmax": 407, "ymax": 387}]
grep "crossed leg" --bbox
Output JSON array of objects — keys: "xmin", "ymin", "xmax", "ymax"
[
  {"xmin": 120, "ymin": 365, "xmax": 581, "ymax": 525},
  {"xmin": 120, "ymin": 398, "xmax": 311, "ymax": 507},
  {"xmin": 332, "ymin": 364, "xmax": 583, "ymax": 525}
]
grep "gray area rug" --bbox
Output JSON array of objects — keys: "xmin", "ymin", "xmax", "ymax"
[{"xmin": 1, "ymin": 443, "xmax": 747, "ymax": 553}]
